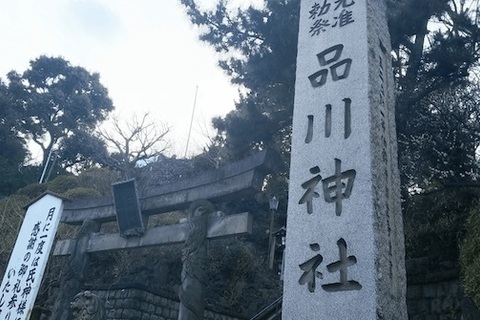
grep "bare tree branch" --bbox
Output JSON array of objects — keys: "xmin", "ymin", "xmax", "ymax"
[{"xmin": 97, "ymin": 112, "xmax": 170, "ymax": 178}]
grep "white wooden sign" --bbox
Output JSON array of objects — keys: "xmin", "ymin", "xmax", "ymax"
[{"xmin": 0, "ymin": 193, "xmax": 64, "ymax": 320}]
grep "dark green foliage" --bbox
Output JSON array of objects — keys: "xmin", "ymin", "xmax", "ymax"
[
  {"xmin": 14, "ymin": 167, "xmax": 119, "ymax": 199},
  {"xmin": 0, "ymin": 195, "xmax": 31, "ymax": 277},
  {"xmin": 181, "ymin": 0, "xmax": 299, "ymax": 165},
  {"xmin": 182, "ymin": 0, "xmax": 480, "ymax": 172},
  {"xmin": 61, "ymin": 187, "xmax": 102, "ymax": 199},
  {"xmin": 389, "ymin": 1, "xmax": 480, "ymax": 220},
  {"xmin": 135, "ymin": 154, "xmax": 195, "ymax": 192},
  {"xmin": 207, "ymin": 238, "xmax": 281, "ymax": 315},
  {"xmin": 58, "ymin": 129, "xmax": 110, "ymax": 172},
  {"xmin": 7, "ymin": 55, "xmax": 114, "ymax": 168},
  {"xmin": 76, "ymin": 168, "xmax": 121, "ymax": 196},
  {"xmin": 404, "ymin": 188, "xmax": 480, "ymax": 261},
  {"xmin": 181, "ymin": 0, "xmax": 480, "ymax": 307},
  {"xmin": 460, "ymin": 206, "xmax": 480, "ymax": 309},
  {"xmin": 48, "ymin": 168, "xmax": 119, "ymax": 197},
  {"xmin": 46, "ymin": 175, "xmax": 80, "ymax": 194},
  {"xmin": 0, "ymin": 55, "xmax": 115, "ymax": 192},
  {"xmin": 15, "ymin": 183, "xmax": 48, "ymax": 198},
  {"xmin": 0, "ymin": 79, "xmax": 29, "ymax": 196}
]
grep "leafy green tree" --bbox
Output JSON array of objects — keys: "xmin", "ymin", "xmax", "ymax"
[
  {"xmin": 57, "ymin": 129, "xmax": 110, "ymax": 172},
  {"xmin": 181, "ymin": 0, "xmax": 480, "ymax": 167},
  {"xmin": 388, "ymin": 1, "xmax": 480, "ymax": 263},
  {"xmin": 0, "ymin": 79, "xmax": 31, "ymax": 195},
  {"xmin": 389, "ymin": 0, "xmax": 480, "ymax": 190},
  {"xmin": 400, "ymin": 83, "xmax": 480, "ymax": 261},
  {"xmin": 7, "ymin": 56, "xmax": 114, "ymax": 170},
  {"xmin": 181, "ymin": 0, "xmax": 298, "ymax": 166},
  {"xmin": 181, "ymin": 0, "xmax": 480, "ymax": 265},
  {"xmin": 399, "ymin": 83, "xmax": 480, "ymax": 191}
]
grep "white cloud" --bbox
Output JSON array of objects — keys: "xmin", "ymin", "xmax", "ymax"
[{"xmin": 0, "ymin": 0, "xmax": 238, "ymax": 158}]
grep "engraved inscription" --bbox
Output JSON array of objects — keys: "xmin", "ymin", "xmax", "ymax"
[
  {"xmin": 298, "ymin": 243, "xmax": 324, "ymax": 292},
  {"xmin": 308, "ymin": 0, "xmax": 356, "ymax": 36},
  {"xmin": 298, "ymin": 238, "xmax": 361, "ymax": 293},
  {"xmin": 304, "ymin": 98, "xmax": 353, "ymax": 143},
  {"xmin": 299, "ymin": 166, "xmax": 322, "ymax": 214},
  {"xmin": 322, "ymin": 159, "xmax": 356, "ymax": 216},
  {"xmin": 305, "ymin": 115, "xmax": 314, "ymax": 143},
  {"xmin": 321, "ymin": 238, "xmax": 362, "ymax": 292},
  {"xmin": 325, "ymin": 104, "xmax": 332, "ymax": 137},
  {"xmin": 299, "ymin": 159, "xmax": 356, "ymax": 215},
  {"xmin": 308, "ymin": 44, "xmax": 352, "ymax": 89}
]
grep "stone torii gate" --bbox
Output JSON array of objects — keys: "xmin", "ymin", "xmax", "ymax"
[{"xmin": 50, "ymin": 150, "xmax": 277, "ymax": 320}]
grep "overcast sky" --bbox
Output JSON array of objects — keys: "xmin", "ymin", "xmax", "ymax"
[{"xmin": 0, "ymin": 0, "xmax": 242, "ymax": 159}]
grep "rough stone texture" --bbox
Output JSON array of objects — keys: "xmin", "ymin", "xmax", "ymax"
[
  {"xmin": 51, "ymin": 219, "xmax": 101, "ymax": 320},
  {"xmin": 178, "ymin": 200, "xmax": 213, "ymax": 320},
  {"xmin": 60, "ymin": 150, "xmax": 277, "ymax": 225},
  {"xmin": 406, "ymin": 257, "xmax": 480, "ymax": 320},
  {"xmin": 81, "ymin": 287, "xmax": 245, "ymax": 320},
  {"xmin": 71, "ymin": 291, "xmax": 107, "ymax": 320},
  {"xmin": 54, "ymin": 212, "xmax": 252, "ymax": 256},
  {"xmin": 283, "ymin": 0, "xmax": 407, "ymax": 319},
  {"xmin": 367, "ymin": 0, "xmax": 408, "ymax": 317}
]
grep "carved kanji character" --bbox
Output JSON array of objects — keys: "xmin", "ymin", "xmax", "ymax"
[
  {"xmin": 334, "ymin": 0, "xmax": 355, "ymax": 10},
  {"xmin": 17, "ymin": 264, "xmax": 28, "ymax": 277},
  {"xmin": 35, "ymin": 240, "xmax": 45, "ymax": 255},
  {"xmin": 310, "ymin": 19, "xmax": 331, "ymax": 36},
  {"xmin": 322, "ymin": 238, "xmax": 362, "ymax": 291},
  {"xmin": 298, "ymin": 243, "xmax": 324, "ymax": 292},
  {"xmin": 12, "ymin": 280, "xmax": 21, "ymax": 294},
  {"xmin": 299, "ymin": 166, "xmax": 322, "ymax": 214},
  {"xmin": 322, "ymin": 158, "xmax": 356, "ymax": 215},
  {"xmin": 309, "ymin": 44, "xmax": 352, "ymax": 88},
  {"xmin": 309, "ymin": 0, "xmax": 331, "ymax": 19},
  {"xmin": 334, "ymin": 9, "xmax": 355, "ymax": 27},
  {"xmin": 26, "ymin": 269, "xmax": 36, "ymax": 284}
]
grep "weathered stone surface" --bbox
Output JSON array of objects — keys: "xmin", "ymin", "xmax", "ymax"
[
  {"xmin": 70, "ymin": 291, "xmax": 107, "ymax": 320},
  {"xmin": 61, "ymin": 150, "xmax": 277, "ymax": 224},
  {"xmin": 282, "ymin": 0, "xmax": 407, "ymax": 318},
  {"xmin": 51, "ymin": 219, "xmax": 101, "ymax": 320},
  {"xmin": 51, "ymin": 151, "xmax": 274, "ymax": 320},
  {"xmin": 53, "ymin": 211, "xmax": 252, "ymax": 255},
  {"xmin": 178, "ymin": 200, "xmax": 213, "ymax": 320}
]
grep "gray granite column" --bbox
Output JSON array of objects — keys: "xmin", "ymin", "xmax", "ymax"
[{"xmin": 282, "ymin": 0, "xmax": 407, "ymax": 318}]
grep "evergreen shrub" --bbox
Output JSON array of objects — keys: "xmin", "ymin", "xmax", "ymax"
[
  {"xmin": 62, "ymin": 187, "xmax": 102, "ymax": 199},
  {"xmin": 0, "ymin": 195, "xmax": 31, "ymax": 275},
  {"xmin": 460, "ymin": 206, "xmax": 480, "ymax": 308},
  {"xmin": 46, "ymin": 175, "xmax": 79, "ymax": 193},
  {"xmin": 16, "ymin": 183, "xmax": 47, "ymax": 198}
]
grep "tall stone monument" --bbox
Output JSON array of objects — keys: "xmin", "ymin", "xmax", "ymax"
[{"xmin": 283, "ymin": 0, "xmax": 407, "ymax": 319}]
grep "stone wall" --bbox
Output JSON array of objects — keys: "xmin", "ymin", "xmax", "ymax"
[
  {"xmin": 89, "ymin": 286, "xmax": 245, "ymax": 320},
  {"xmin": 406, "ymin": 257, "xmax": 480, "ymax": 320},
  {"xmin": 86, "ymin": 263, "xmax": 480, "ymax": 320}
]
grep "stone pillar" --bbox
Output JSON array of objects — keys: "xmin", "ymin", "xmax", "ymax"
[
  {"xmin": 51, "ymin": 220, "xmax": 100, "ymax": 320},
  {"xmin": 282, "ymin": 0, "xmax": 407, "ymax": 319},
  {"xmin": 178, "ymin": 200, "xmax": 214, "ymax": 320}
]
